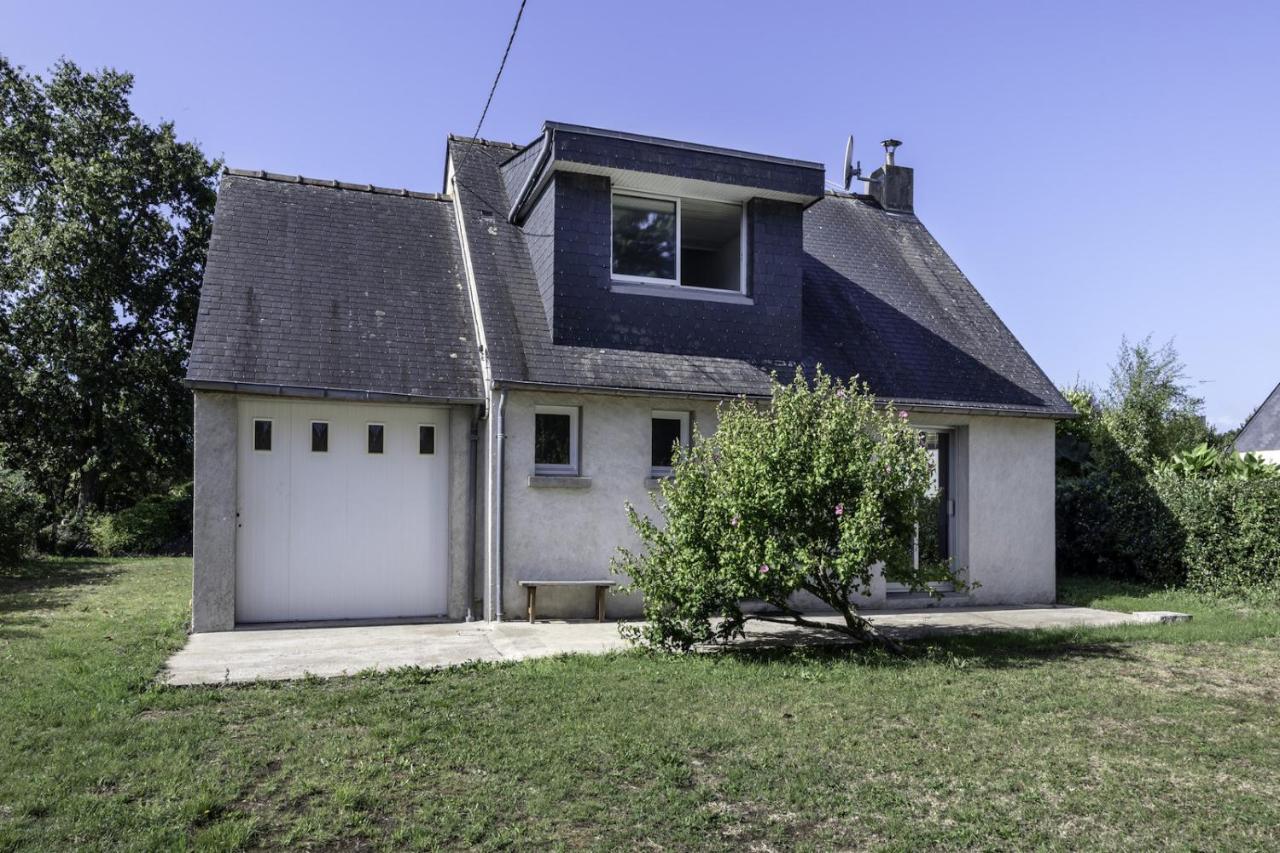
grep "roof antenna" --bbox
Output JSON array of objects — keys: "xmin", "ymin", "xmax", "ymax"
[{"xmin": 842, "ymin": 134, "xmax": 861, "ymax": 191}]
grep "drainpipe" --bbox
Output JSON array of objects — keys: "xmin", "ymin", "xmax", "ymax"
[
  {"xmin": 493, "ymin": 388, "xmax": 508, "ymax": 622},
  {"xmin": 507, "ymin": 127, "xmax": 553, "ymax": 224},
  {"xmin": 465, "ymin": 407, "xmax": 480, "ymax": 621}
]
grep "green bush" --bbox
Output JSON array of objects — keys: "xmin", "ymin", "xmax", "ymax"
[
  {"xmin": 0, "ymin": 468, "xmax": 44, "ymax": 565},
  {"xmin": 90, "ymin": 481, "xmax": 193, "ymax": 557},
  {"xmin": 1154, "ymin": 470, "xmax": 1280, "ymax": 600},
  {"xmin": 614, "ymin": 369, "xmax": 961, "ymax": 652}
]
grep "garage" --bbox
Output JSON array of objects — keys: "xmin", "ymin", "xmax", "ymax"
[{"xmin": 235, "ymin": 399, "xmax": 450, "ymax": 623}]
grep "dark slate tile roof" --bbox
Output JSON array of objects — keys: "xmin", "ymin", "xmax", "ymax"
[
  {"xmin": 450, "ymin": 137, "xmax": 1072, "ymax": 416},
  {"xmin": 801, "ymin": 195, "xmax": 1071, "ymax": 414},
  {"xmin": 188, "ymin": 172, "xmax": 483, "ymax": 401},
  {"xmin": 1235, "ymin": 381, "xmax": 1280, "ymax": 452}
]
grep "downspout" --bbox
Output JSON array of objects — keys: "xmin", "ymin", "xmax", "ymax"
[
  {"xmin": 493, "ymin": 388, "xmax": 508, "ymax": 622},
  {"xmin": 507, "ymin": 127, "xmax": 553, "ymax": 224},
  {"xmin": 465, "ymin": 406, "xmax": 480, "ymax": 621}
]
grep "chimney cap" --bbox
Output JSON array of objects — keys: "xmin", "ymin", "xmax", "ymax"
[{"xmin": 881, "ymin": 139, "xmax": 903, "ymax": 167}]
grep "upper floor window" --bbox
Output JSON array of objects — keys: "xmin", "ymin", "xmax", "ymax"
[{"xmin": 611, "ymin": 191, "xmax": 745, "ymax": 293}]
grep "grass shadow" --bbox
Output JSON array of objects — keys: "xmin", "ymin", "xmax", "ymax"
[
  {"xmin": 710, "ymin": 625, "xmax": 1142, "ymax": 672},
  {"xmin": 0, "ymin": 558, "xmax": 122, "ymax": 624}
]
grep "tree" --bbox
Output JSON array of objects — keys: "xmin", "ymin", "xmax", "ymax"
[
  {"xmin": 1100, "ymin": 336, "xmax": 1213, "ymax": 466},
  {"xmin": 1055, "ymin": 336, "xmax": 1216, "ymax": 582},
  {"xmin": 613, "ymin": 369, "xmax": 962, "ymax": 653},
  {"xmin": 0, "ymin": 57, "xmax": 219, "ymax": 526}
]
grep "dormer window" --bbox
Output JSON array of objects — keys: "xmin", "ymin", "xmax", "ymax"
[{"xmin": 611, "ymin": 191, "xmax": 745, "ymax": 293}]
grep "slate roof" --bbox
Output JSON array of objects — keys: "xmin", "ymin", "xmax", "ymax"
[
  {"xmin": 190, "ymin": 130, "xmax": 1070, "ymax": 417},
  {"xmin": 1236, "ymin": 381, "xmax": 1280, "ymax": 453},
  {"xmin": 187, "ymin": 171, "xmax": 483, "ymax": 402},
  {"xmin": 450, "ymin": 136, "xmax": 1073, "ymax": 416}
]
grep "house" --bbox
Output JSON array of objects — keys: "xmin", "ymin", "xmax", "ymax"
[
  {"xmin": 186, "ymin": 122, "xmax": 1074, "ymax": 631},
  {"xmin": 1235, "ymin": 381, "xmax": 1280, "ymax": 464}
]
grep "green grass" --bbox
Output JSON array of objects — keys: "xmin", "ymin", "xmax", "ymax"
[{"xmin": 3, "ymin": 559, "xmax": 1280, "ymax": 850}]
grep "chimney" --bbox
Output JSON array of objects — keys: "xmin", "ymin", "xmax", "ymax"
[{"xmin": 868, "ymin": 139, "xmax": 913, "ymax": 213}]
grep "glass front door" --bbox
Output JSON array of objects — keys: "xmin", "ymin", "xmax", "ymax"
[{"xmin": 887, "ymin": 430, "xmax": 954, "ymax": 593}]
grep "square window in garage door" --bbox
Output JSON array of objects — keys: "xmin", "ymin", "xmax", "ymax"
[
  {"xmin": 311, "ymin": 421, "xmax": 328, "ymax": 453},
  {"xmin": 367, "ymin": 423, "xmax": 384, "ymax": 454},
  {"xmin": 253, "ymin": 419, "xmax": 272, "ymax": 451},
  {"xmin": 419, "ymin": 425, "xmax": 435, "ymax": 455}
]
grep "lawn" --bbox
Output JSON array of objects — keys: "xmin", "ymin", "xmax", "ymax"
[{"xmin": 2, "ymin": 559, "xmax": 1280, "ymax": 851}]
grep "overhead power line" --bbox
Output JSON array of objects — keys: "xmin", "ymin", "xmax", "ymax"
[
  {"xmin": 468, "ymin": 0, "xmax": 528, "ymax": 144},
  {"xmin": 449, "ymin": 0, "xmax": 530, "ymax": 213}
]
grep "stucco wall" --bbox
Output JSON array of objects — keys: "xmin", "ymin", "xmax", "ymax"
[
  {"xmin": 192, "ymin": 391, "xmax": 238, "ymax": 632},
  {"xmin": 960, "ymin": 415, "xmax": 1057, "ymax": 605},
  {"xmin": 496, "ymin": 398, "xmax": 1058, "ymax": 619},
  {"xmin": 498, "ymin": 389, "xmax": 720, "ymax": 618}
]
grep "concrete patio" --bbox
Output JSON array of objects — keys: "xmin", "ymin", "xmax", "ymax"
[{"xmin": 161, "ymin": 605, "xmax": 1189, "ymax": 686}]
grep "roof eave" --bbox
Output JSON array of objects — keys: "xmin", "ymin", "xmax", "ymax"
[{"xmin": 185, "ymin": 378, "xmax": 485, "ymax": 407}]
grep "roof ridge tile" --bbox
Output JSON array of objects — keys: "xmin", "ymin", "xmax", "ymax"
[{"xmin": 222, "ymin": 167, "xmax": 448, "ymax": 201}]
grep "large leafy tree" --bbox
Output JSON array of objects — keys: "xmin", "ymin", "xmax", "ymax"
[
  {"xmin": 0, "ymin": 57, "xmax": 219, "ymax": 520},
  {"xmin": 614, "ymin": 370, "xmax": 961, "ymax": 653}
]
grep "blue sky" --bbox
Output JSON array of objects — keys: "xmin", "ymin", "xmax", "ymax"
[{"xmin": 4, "ymin": 0, "xmax": 1277, "ymax": 428}]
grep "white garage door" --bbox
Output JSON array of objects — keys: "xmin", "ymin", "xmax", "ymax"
[{"xmin": 236, "ymin": 399, "xmax": 449, "ymax": 623}]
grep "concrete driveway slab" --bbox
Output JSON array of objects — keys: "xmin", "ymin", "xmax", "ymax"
[{"xmin": 161, "ymin": 605, "xmax": 1185, "ymax": 686}]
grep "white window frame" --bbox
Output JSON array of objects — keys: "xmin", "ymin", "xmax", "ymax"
[
  {"xmin": 417, "ymin": 424, "xmax": 436, "ymax": 456},
  {"xmin": 366, "ymin": 422, "xmax": 386, "ymax": 456},
  {"xmin": 534, "ymin": 405, "xmax": 579, "ymax": 476},
  {"xmin": 309, "ymin": 420, "xmax": 329, "ymax": 454},
  {"xmin": 610, "ymin": 189, "xmax": 747, "ymax": 295},
  {"xmin": 252, "ymin": 418, "xmax": 273, "ymax": 453},
  {"xmin": 650, "ymin": 410, "xmax": 691, "ymax": 476}
]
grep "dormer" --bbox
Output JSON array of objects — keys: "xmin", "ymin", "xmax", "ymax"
[{"xmin": 501, "ymin": 123, "xmax": 824, "ymax": 363}]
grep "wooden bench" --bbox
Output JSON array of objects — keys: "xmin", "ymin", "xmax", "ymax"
[{"xmin": 517, "ymin": 579, "xmax": 616, "ymax": 623}]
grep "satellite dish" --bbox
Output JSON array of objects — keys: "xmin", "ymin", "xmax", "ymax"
[{"xmin": 842, "ymin": 134, "xmax": 858, "ymax": 191}]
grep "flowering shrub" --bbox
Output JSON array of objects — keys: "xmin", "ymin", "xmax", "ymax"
[{"xmin": 613, "ymin": 369, "xmax": 961, "ymax": 652}]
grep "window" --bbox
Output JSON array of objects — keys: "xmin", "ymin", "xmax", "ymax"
[
  {"xmin": 611, "ymin": 195, "xmax": 676, "ymax": 281},
  {"xmin": 253, "ymin": 419, "xmax": 272, "ymax": 452},
  {"xmin": 419, "ymin": 425, "xmax": 436, "ymax": 455},
  {"xmin": 367, "ymin": 423, "xmax": 384, "ymax": 454},
  {"xmin": 311, "ymin": 421, "xmax": 328, "ymax": 453},
  {"xmin": 534, "ymin": 406, "xmax": 578, "ymax": 475},
  {"xmin": 650, "ymin": 411, "xmax": 690, "ymax": 474},
  {"xmin": 681, "ymin": 198, "xmax": 743, "ymax": 291},
  {"xmin": 611, "ymin": 192, "xmax": 745, "ymax": 292},
  {"xmin": 915, "ymin": 431, "xmax": 952, "ymax": 569},
  {"xmin": 887, "ymin": 429, "xmax": 956, "ymax": 592}
]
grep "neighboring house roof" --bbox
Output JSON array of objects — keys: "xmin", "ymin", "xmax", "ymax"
[
  {"xmin": 449, "ymin": 135, "xmax": 1073, "ymax": 416},
  {"xmin": 1236, "ymin": 380, "xmax": 1280, "ymax": 452},
  {"xmin": 188, "ymin": 171, "xmax": 484, "ymax": 402}
]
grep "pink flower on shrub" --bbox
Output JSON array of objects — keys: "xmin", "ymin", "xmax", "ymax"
[
  {"xmin": 759, "ymin": 563, "xmax": 770, "ymax": 574},
  {"xmin": 730, "ymin": 514, "xmax": 741, "ymax": 527},
  {"xmin": 898, "ymin": 410, "xmax": 909, "ymax": 420},
  {"xmin": 836, "ymin": 388, "xmax": 847, "ymax": 400},
  {"xmin": 835, "ymin": 503, "xmax": 844, "ymax": 518}
]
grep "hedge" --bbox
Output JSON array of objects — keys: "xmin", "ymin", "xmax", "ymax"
[
  {"xmin": 1154, "ymin": 471, "xmax": 1280, "ymax": 600},
  {"xmin": 89, "ymin": 481, "xmax": 193, "ymax": 557}
]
